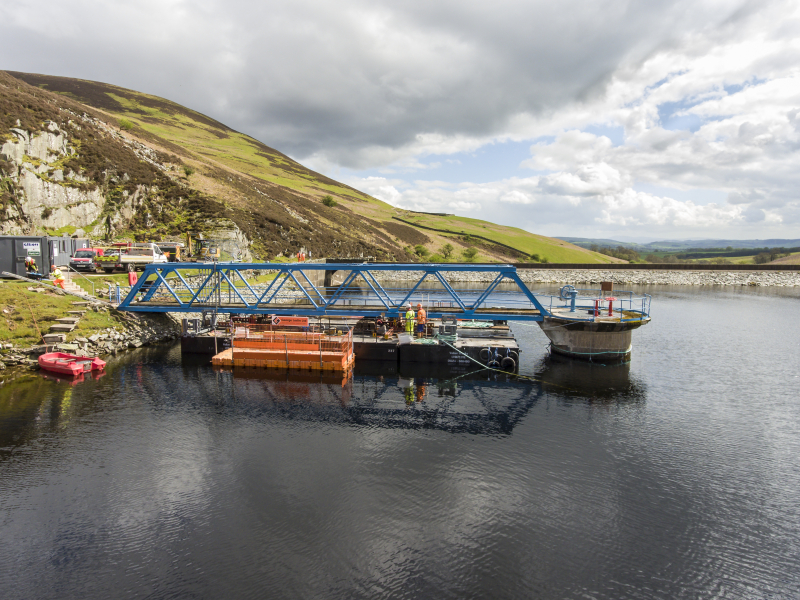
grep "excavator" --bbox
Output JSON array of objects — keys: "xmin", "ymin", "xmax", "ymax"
[{"xmin": 185, "ymin": 233, "xmax": 221, "ymax": 261}]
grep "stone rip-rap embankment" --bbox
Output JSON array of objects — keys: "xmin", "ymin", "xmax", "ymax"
[
  {"xmin": 0, "ymin": 306, "xmax": 180, "ymax": 373},
  {"xmin": 373, "ymin": 269, "xmax": 800, "ymax": 287}
]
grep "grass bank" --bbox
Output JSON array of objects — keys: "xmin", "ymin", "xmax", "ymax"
[{"xmin": 0, "ymin": 281, "xmax": 125, "ymax": 347}]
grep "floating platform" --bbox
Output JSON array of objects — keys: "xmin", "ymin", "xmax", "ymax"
[
  {"xmin": 211, "ymin": 347, "xmax": 355, "ymax": 371},
  {"xmin": 352, "ymin": 334, "xmax": 519, "ymax": 371},
  {"xmin": 211, "ymin": 328, "xmax": 355, "ymax": 371},
  {"xmin": 194, "ymin": 318, "xmax": 521, "ymax": 373}
]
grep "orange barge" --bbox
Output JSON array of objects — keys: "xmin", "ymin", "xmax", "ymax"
[{"xmin": 212, "ymin": 326, "xmax": 354, "ymax": 371}]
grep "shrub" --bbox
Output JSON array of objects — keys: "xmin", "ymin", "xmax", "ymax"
[
  {"xmin": 596, "ymin": 245, "xmax": 640, "ymax": 261},
  {"xmin": 183, "ymin": 165, "xmax": 195, "ymax": 177},
  {"xmin": 753, "ymin": 252, "xmax": 771, "ymax": 264},
  {"xmin": 530, "ymin": 253, "xmax": 540, "ymax": 262},
  {"xmin": 118, "ymin": 118, "xmax": 134, "ymax": 131},
  {"xmin": 440, "ymin": 243, "xmax": 454, "ymax": 259},
  {"xmin": 414, "ymin": 244, "xmax": 429, "ymax": 258},
  {"xmin": 540, "ymin": 257, "xmax": 549, "ymax": 263},
  {"xmin": 462, "ymin": 247, "xmax": 478, "ymax": 262},
  {"xmin": 428, "ymin": 253, "xmax": 443, "ymax": 262},
  {"xmin": 322, "ymin": 195, "xmax": 337, "ymax": 207}
]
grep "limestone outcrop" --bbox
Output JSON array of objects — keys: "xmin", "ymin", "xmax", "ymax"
[{"xmin": 0, "ymin": 100, "xmax": 251, "ymax": 251}]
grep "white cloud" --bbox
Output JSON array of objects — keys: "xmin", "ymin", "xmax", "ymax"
[
  {"xmin": 2, "ymin": 0, "xmax": 799, "ymax": 237},
  {"xmin": 344, "ymin": 0, "xmax": 800, "ymax": 238}
]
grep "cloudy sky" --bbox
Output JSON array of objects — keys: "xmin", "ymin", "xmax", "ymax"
[{"xmin": 2, "ymin": 0, "xmax": 799, "ymax": 241}]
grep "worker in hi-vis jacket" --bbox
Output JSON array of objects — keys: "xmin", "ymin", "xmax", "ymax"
[{"xmin": 404, "ymin": 303, "xmax": 415, "ymax": 333}]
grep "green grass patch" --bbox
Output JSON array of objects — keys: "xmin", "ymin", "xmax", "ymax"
[
  {"xmin": 396, "ymin": 214, "xmax": 617, "ymax": 264},
  {"xmin": 0, "ymin": 281, "xmax": 122, "ymax": 346}
]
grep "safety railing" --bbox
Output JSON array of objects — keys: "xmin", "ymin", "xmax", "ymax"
[
  {"xmin": 108, "ymin": 283, "xmax": 134, "ymax": 304},
  {"xmin": 232, "ymin": 325, "xmax": 352, "ymax": 349},
  {"xmin": 535, "ymin": 287, "xmax": 651, "ymax": 321}
]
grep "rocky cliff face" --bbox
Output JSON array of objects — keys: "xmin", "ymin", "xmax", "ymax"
[
  {"xmin": 0, "ymin": 72, "xmax": 250, "ymax": 255},
  {"xmin": 1, "ymin": 119, "xmax": 105, "ymax": 236}
]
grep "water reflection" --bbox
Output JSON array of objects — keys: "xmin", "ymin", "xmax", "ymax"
[
  {"xmin": 536, "ymin": 353, "xmax": 647, "ymax": 403},
  {"xmin": 0, "ymin": 371, "xmax": 105, "ymax": 454},
  {"xmin": 201, "ymin": 354, "xmax": 646, "ymax": 435},
  {"xmin": 3, "ymin": 286, "xmax": 800, "ymax": 600},
  {"xmin": 0, "ymin": 343, "xmax": 648, "ymax": 457},
  {"xmin": 40, "ymin": 370, "xmax": 106, "ymax": 386}
]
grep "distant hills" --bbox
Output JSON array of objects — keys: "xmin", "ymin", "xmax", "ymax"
[{"xmin": 559, "ymin": 237, "xmax": 800, "ymax": 251}]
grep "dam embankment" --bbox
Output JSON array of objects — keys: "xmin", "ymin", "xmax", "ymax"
[{"xmin": 369, "ymin": 266, "xmax": 800, "ymax": 287}]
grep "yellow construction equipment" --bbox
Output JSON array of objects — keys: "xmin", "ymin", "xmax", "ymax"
[{"xmin": 185, "ymin": 233, "xmax": 221, "ymax": 261}]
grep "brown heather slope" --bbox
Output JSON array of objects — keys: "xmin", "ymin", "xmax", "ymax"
[{"xmin": 4, "ymin": 70, "xmax": 620, "ymax": 263}]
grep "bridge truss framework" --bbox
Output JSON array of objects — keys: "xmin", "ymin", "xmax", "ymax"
[{"xmin": 116, "ymin": 262, "xmax": 552, "ymax": 322}]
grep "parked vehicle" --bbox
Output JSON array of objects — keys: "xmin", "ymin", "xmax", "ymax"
[
  {"xmin": 95, "ymin": 248, "xmax": 123, "ymax": 273},
  {"xmin": 69, "ymin": 248, "xmax": 104, "ymax": 272},
  {"xmin": 95, "ymin": 243, "xmax": 169, "ymax": 272},
  {"xmin": 156, "ymin": 242, "xmax": 184, "ymax": 262}
]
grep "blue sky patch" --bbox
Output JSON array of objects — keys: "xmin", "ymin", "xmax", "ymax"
[
  {"xmin": 583, "ymin": 123, "xmax": 625, "ymax": 146},
  {"xmin": 658, "ymin": 98, "xmax": 706, "ymax": 132}
]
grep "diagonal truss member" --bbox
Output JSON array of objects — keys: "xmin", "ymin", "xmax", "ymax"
[{"xmin": 116, "ymin": 262, "xmax": 551, "ymax": 322}]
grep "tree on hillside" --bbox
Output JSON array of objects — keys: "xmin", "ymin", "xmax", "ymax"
[
  {"xmin": 414, "ymin": 244, "xmax": 429, "ymax": 258},
  {"xmin": 754, "ymin": 252, "xmax": 771, "ymax": 264},
  {"xmin": 598, "ymin": 245, "xmax": 640, "ymax": 262},
  {"xmin": 440, "ymin": 243, "xmax": 454, "ymax": 259},
  {"xmin": 462, "ymin": 247, "xmax": 478, "ymax": 262}
]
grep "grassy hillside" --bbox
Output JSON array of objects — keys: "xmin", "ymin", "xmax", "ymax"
[
  {"xmin": 5, "ymin": 71, "xmax": 616, "ymax": 264},
  {"xmin": 396, "ymin": 213, "xmax": 620, "ymax": 263},
  {"xmin": 767, "ymin": 252, "xmax": 800, "ymax": 265}
]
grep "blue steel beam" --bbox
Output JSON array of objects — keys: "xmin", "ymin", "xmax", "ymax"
[{"xmin": 117, "ymin": 262, "xmax": 552, "ymax": 321}]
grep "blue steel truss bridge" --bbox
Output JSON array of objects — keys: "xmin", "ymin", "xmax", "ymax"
[{"xmin": 117, "ymin": 262, "xmax": 651, "ymax": 324}]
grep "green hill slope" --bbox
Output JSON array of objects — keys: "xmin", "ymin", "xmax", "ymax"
[{"xmin": 5, "ymin": 71, "xmax": 617, "ymax": 264}]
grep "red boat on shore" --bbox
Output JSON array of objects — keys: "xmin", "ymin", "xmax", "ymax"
[{"xmin": 38, "ymin": 352, "xmax": 106, "ymax": 377}]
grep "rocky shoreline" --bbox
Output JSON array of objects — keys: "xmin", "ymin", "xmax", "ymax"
[
  {"xmin": 0, "ymin": 307, "xmax": 180, "ymax": 373},
  {"xmin": 372, "ymin": 269, "xmax": 800, "ymax": 287}
]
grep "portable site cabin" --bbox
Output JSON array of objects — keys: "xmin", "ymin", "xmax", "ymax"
[
  {"xmin": 0, "ymin": 235, "xmax": 50, "ymax": 276},
  {"xmin": 49, "ymin": 237, "xmax": 91, "ymax": 267},
  {"xmin": 0, "ymin": 235, "xmax": 91, "ymax": 276}
]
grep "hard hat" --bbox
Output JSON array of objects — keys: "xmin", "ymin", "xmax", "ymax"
[{"xmin": 416, "ymin": 303, "xmax": 422, "ymax": 307}]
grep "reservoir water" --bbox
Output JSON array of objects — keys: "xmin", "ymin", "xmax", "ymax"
[{"xmin": 1, "ymin": 285, "xmax": 799, "ymax": 599}]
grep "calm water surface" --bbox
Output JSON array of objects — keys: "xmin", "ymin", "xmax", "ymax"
[{"xmin": 1, "ymin": 285, "xmax": 799, "ymax": 599}]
